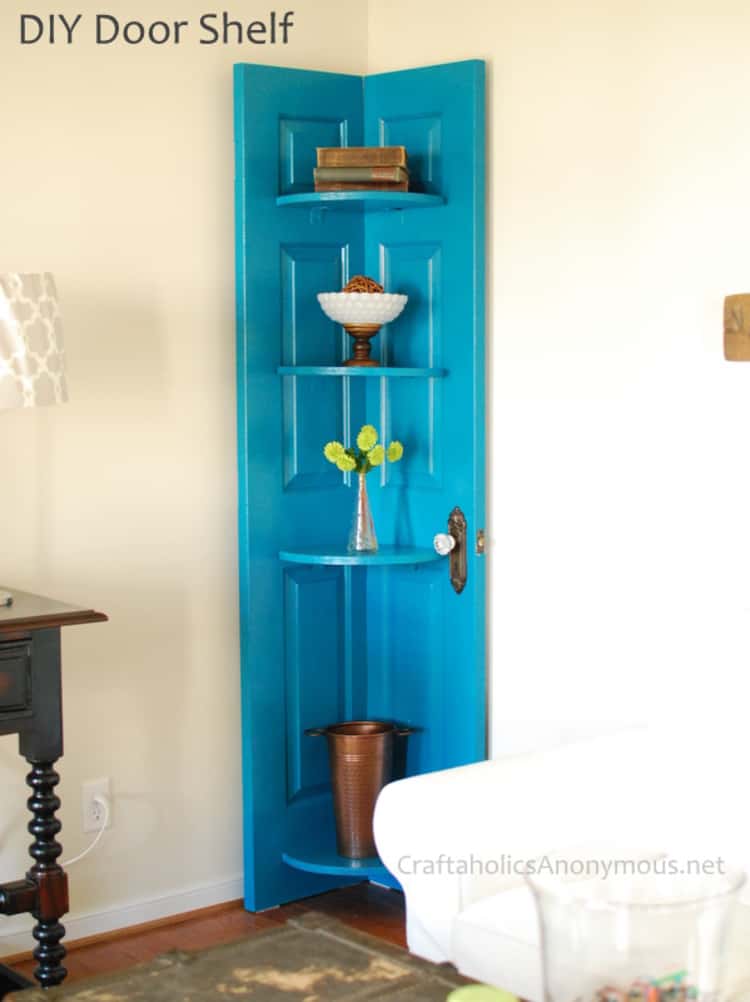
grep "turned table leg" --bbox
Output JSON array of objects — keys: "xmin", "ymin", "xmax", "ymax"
[
  {"xmin": 0, "ymin": 614, "xmax": 106, "ymax": 993},
  {"xmin": 25, "ymin": 760, "xmax": 69, "ymax": 988}
]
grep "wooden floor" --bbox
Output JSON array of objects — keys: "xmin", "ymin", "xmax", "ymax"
[{"xmin": 6, "ymin": 884, "xmax": 407, "ymax": 985}]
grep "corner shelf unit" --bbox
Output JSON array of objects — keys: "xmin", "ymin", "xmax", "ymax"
[{"xmin": 235, "ymin": 59, "xmax": 486, "ymax": 912}]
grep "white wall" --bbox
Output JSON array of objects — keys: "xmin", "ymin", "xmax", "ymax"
[
  {"xmin": 0, "ymin": 0, "xmax": 367, "ymax": 950},
  {"xmin": 367, "ymin": 0, "xmax": 750, "ymax": 755},
  {"xmin": 3, "ymin": 0, "xmax": 750, "ymax": 947}
]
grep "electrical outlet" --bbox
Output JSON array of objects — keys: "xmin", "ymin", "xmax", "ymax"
[{"xmin": 82, "ymin": 778, "xmax": 112, "ymax": 833}]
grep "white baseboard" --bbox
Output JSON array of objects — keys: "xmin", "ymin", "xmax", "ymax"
[{"xmin": 0, "ymin": 875, "xmax": 244, "ymax": 958}]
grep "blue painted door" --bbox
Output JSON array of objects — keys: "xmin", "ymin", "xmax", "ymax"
[{"xmin": 235, "ymin": 60, "xmax": 485, "ymax": 911}]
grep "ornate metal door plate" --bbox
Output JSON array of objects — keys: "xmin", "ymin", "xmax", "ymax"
[{"xmin": 447, "ymin": 507, "xmax": 467, "ymax": 594}]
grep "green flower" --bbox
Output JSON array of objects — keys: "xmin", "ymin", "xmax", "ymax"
[
  {"xmin": 336, "ymin": 454, "xmax": 357, "ymax": 472},
  {"xmin": 368, "ymin": 444, "xmax": 385, "ymax": 466},
  {"xmin": 356, "ymin": 424, "xmax": 378, "ymax": 452},
  {"xmin": 324, "ymin": 441, "xmax": 345, "ymax": 463},
  {"xmin": 387, "ymin": 441, "xmax": 404, "ymax": 462}
]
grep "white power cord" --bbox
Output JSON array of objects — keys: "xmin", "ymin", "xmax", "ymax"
[{"xmin": 61, "ymin": 794, "xmax": 110, "ymax": 867}]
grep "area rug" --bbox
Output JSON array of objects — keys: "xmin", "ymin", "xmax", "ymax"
[{"xmin": 9, "ymin": 912, "xmax": 468, "ymax": 1001}]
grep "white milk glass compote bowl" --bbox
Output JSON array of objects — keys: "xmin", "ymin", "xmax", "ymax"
[{"xmin": 317, "ymin": 276, "xmax": 407, "ymax": 367}]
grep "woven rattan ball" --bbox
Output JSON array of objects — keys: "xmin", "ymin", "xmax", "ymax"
[{"xmin": 343, "ymin": 275, "xmax": 384, "ymax": 294}]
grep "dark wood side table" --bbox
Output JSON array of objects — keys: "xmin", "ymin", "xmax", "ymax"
[{"xmin": 0, "ymin": 589, "xmax": 107, "ymax": 994}]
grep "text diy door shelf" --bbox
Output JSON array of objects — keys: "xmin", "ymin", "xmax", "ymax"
[{"xmin": 18, "ymin": 11, "xmax": 296, "ymax": 46}]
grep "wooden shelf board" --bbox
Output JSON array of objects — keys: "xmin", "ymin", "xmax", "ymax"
[
  {"xmin": 276, "ymin": 191, "xmax": 444, "ymax": 212},
  {"xmin": 282, "ymin": 846, "xmax": 390, "ymax": 880},
  {"xmin": 279, "ymin": 546, "xmax": 440, "ymax": 567},
  {"xmin": 277, "ymin": 366, "xmax": 447, "ymax": 378}
]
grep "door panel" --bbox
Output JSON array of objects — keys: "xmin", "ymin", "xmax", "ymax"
[
  {"xmin": 281, "ymin": 242, "xmax": 349, "ymax": 492},
  {"xmin": 284, "ymin": 565, "xmax": 346, "ymax": 803},
  {"xmin": 378, "ymin": 114, "xmax": 443, "ymax": 194},
  {"xmin": 279, "ymin": 116, "xmax": 349, "ymax": 195},
  {"xmin": 380, "ymin": 242, "xmax": 443, "ymax": 369},
  {"xmin": 379, "ymin": 241, "xmax": 444, "ymax": 492}
]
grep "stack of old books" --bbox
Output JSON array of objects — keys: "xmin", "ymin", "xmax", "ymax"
[{"xmin": 314, "ymin": 146, "xmax": 408, "ymax": 192}]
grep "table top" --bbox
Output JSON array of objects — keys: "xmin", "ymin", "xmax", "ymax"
[{"xmin": 0, "ymin": 588, "xmax": 107, "ymax": 634}]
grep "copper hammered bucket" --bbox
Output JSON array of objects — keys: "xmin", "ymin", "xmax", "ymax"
[{"xmin": 306, "ymin": 720, "xmax": 413, "ymax": 859}]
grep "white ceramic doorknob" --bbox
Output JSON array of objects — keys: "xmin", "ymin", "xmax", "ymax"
[{"xmin": 433, "ymin": 532, "xmax": 456, "ymax": 556}]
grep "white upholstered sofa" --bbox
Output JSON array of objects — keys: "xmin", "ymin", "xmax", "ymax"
[{"xmin": 373, "ymin": 729, "xmax": 750, "ymax": 1000}]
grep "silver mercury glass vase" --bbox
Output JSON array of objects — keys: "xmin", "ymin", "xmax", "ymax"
[{"xmin": 348, "ymin": 473, "xmax": 378, "ymax": 553}]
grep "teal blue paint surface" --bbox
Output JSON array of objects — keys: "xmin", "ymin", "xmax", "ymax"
[
  {"xmin": 277, "ymin": 366, "xmax": 448, "ymax": 378},
  {"xmin": 363, "ymin": 60, "xmax": 487, "ymax": 777},
  {"xmin": 276, "ymin": 191, "xmax": 444, "ymax": 211},
  {"xmin": 235, "ymin": 60, "xmax": 486, "ymax": 910},
  {"xmin": 279, "ymin": 546, "xmax": 440, "ymax": 567},
  {"xmin": 283, "ymin": 847, "xmax": 389, "ymax": 881}
]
